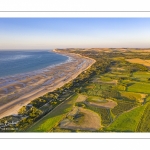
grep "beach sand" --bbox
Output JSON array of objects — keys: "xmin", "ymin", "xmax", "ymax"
[{"xmin": 0, "ymin": 49, "xmax": 95, "ymax": 119}]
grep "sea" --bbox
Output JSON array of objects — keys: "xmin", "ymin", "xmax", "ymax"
[{"xmin": 0, "ymin": 50, "xmax": 69, "ymax": 77}]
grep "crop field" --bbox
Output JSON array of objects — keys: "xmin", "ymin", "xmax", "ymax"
[
  {"xmin": 26, "ymin": 94, "xmax": 77, "ymax": 132},
  {"xmin": 146, "ymin": 95, "xmax": 150, "ymax": 102},
  {"xmin": 126, "ymin": 58, "xmax": 150, "ymax": 67},
  {"xmin": 120, "ymin": 91, "xmax": 146, "ymax": 103},
  {"xmin": 111, "ymin": 100, "xmax": 138, "ymax": 116},
  {"xmin": 116, "ymin": 84, "xmax": 126, "ymax": 91},
  {"xmin": 106, "ymin": 105, "xmax": 147, "ymax": 132},
  {"xmin": 127, "ymin": 82, "xmax": 150, "ymax": 93},
  {"xmin": 85, "ymin": 104, "xmax": 111, "ymax": 125},
  {"xmin": 132, "ymin": 71, "xmax": 150, "ymax": 82},
  {"xmin": 137, "ymin": 103, "xmax": 150, "ymax": 132}
]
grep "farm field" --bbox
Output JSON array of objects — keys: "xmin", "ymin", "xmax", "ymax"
[
  {"xmin": 126, "ymin": 58, "xmax": 150, "ymax": 67},
  {"xmin": 137, "ymin": 103, "xmax": 150, "ymax": 132},
  {"xmin": 133, "ymin": 71, "xmax": 150, "ymax": 81},
  {"xmin": 120, "ymin": 91, "xmax": 146, "ymax": 103},
  {"xmin": 127, "ymin": 82, "xmax": 150, "ymax": 94},
  {"xmin": 106, "ymin": 104, "xmax": 147, "ymax": 132}
]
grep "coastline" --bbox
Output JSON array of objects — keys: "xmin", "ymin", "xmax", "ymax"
[{"xmin": 0, "ymin": 49, "xmax": 95, "ymax": 119}]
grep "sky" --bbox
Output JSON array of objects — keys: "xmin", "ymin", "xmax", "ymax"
[{"xmin": 0, "ymin": 18, "xmax": 150, "ymax": 49}]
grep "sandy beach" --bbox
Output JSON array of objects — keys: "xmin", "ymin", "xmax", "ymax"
[{"xmin": 0, "ymin": 49, "xmax": 95, "ymax": 119}]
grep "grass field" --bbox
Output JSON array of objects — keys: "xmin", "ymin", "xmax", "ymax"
[
  {"xmin": 106, "ymin": 104, "xmax": 147, "ymax": 132},
  {"xmin": 26, "ymin": 94, "xmax": 77, "ymax": 132},
  {"xmin": 127, "ymin": 82, "xmax": 150, "ymax": 93}
]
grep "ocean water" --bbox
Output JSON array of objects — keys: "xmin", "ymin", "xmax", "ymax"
[{"xmin": 0, "ymin": 50, "xmax": 68, "ymax": 77}]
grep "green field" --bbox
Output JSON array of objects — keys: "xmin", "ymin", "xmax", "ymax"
[
  {"xmin": 133, "ymin": 71, "xmax": 150, "ymax": 81},
  {"xmin": 137, "ymin": 103, "xmax": 150, "ymax": 132},
  {"xmin": 85, "ymin": 104, "xmax": 111, "ymax": 125},
  {"xmin": 120, "ymin": 91, "xmax": 144, "ymax": 102},
  {"xmin": 146, "ymin": 95, "xmax": 150, "ymax": 102},
  {"xmin": 106, "ymin": 104, "xmax": 147, "ymax": 132},
  {"xmin": 127, "ymin": 82, "xmax": 150, "ymax": 93},
  {"xmin": 116, "ymin": 84, "xmax": 126, "ymax": 91},
  {"xmin": 26, "ymin": 94, "xmax": 77, "ymax": 132},
  {"xmin": 111, "ymin": 100, "xmax": 137, "ymax": 116}
]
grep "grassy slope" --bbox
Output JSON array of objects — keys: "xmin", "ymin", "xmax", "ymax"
[
  {"xmin": 106, "ymin": 104, "xmax": 147, "ymax": 132},
  {"xmin": 26, "ymin": 94, "xmax": 77, "ymax": 132}
]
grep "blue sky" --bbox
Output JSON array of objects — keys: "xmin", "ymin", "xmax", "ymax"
[{"xmin": 0, "ymin": 18, "xmax": 150, "ymax": 49}]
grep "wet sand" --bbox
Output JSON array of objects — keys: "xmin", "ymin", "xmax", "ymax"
[{"xmin": 0, "ymin": 49, "xmax": 95, "ymax": 119}]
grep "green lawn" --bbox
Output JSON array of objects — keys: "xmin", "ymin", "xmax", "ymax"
[
  {"xmin": 26, "ymin": 94, "xmax": 77, "ymax": 132},
  {"xmin": 106, "ymin": 104, "xmax": 147, "ymax": 132},
  {"xmin": 127, "ymin": 82, "xmax": 150, "ymax": 94}
]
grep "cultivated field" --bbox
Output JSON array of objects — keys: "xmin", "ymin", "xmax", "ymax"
[
  {"xmin": 126, "ymin": 58, "xmax": 150, "ymax": 67},
  {"xmin": 106, "ymin": 104, "xmax": 147, "ymax": 132}
]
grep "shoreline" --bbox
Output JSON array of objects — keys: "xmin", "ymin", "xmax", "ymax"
[
  {"xmin": 0, "ymin": 50, "xmax": 71, "ymax": 81},
  {"xmin": 0, "ymin": 49, "xmax": 95, "ymax": 119}
]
